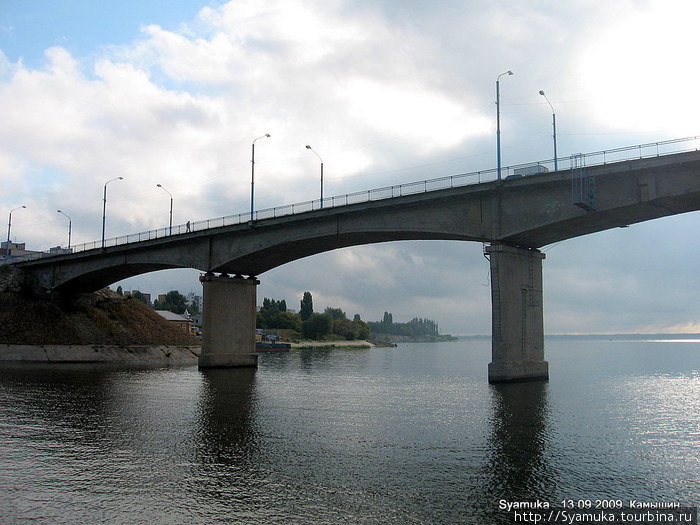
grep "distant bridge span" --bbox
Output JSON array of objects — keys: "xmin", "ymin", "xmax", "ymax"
[{"xmin": 13, "ymin": 147, "xmax": 700, "ymax": 382}]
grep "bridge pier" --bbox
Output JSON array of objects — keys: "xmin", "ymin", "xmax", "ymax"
[
  {"xmin": 198, "ymin": 273, "xmax": 259, "ymax": 368},
  {"xmin": 486, "ymin": 244, "xmax": 548, "ymax": 383}
]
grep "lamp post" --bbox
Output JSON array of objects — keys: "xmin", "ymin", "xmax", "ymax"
[
  {"xmin": 102, "ymin": 176, "xmax": 123, "ymax": 248},
  {"xmin": 5, "ymin": 205, "xmax": 26, "ymax": 259},
  {"xmin": 251, "ymin": 133, "xmax": 271, "ymax": 221},
  {"xmin": 156, "ymin": 184, "xmax": 173, "ymax": 235},
  {"xmin": 539, "ymin": 90, "xmax": 558, "ymax": 172},
  {"xmin": 305, "ymin": 145, "xmax": 324, "ymax": 208},
  {"xmin": 496, "ymin": 70, "xmax": 513, "ymax": 181},
  {"xmin": 57, "ymin": 209, "xmax": 72, "ymax": 250}
]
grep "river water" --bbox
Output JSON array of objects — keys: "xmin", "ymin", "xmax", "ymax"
[{"xmin": 0, "ymin": 338, "xmax": 697, "ymax": 524}]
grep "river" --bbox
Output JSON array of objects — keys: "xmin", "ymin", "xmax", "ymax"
[{"xmin": 0, "ymin": 338, "xmax": 697, "ymax": 524}]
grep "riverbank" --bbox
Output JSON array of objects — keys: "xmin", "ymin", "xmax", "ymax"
[
  {"xmin": 0, "ymin": 288, "xmax": 201, "ymax": 365},
  {"xmin": 370, "ymin": 333, "xmax": 458, "ymax": 343},
  {"xmin": 0, "ymin": 344, "xmax": 200, "ymax": 364},
  {"xmin": 291, "ymin": 340, "xmax": 375, "ymax": 350},
  {"xmin": 0, "ymin": 289, "xmax": 199, "ymax": 347}
]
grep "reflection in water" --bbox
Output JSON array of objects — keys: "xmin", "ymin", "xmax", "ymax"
[
  {"xmin": 190, "ymin": 368, "xmax": 266, "ymax": 515},
  {"xmin": 486, "ymin": 381, "xmax": 555, "ymax": 503},
  {"xmin": 195, "ymin": 367, "xmax": 258, "ymax": 462}
]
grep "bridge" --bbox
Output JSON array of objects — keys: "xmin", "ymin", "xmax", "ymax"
[{"xmin": 10, "ymin": 137, "xmax": 700, "ymax": 382}]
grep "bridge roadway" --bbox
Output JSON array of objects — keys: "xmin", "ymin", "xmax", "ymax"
[{"xmin": 15, "ymin": 149, "xmax": 700, "ymax": 382}]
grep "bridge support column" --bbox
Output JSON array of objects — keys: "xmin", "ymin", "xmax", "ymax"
[
  {"xmin": 486, "ymin": 244, "xmax": 548, "ymax": 383},
  {"xmin": 198, "ymin": 273, "xmax": 259, "ymax": 368}
]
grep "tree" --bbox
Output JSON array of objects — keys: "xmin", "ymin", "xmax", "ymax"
[
  {"xmin": 154, "ymin": 290, "xmax": 188, "ymax": 314},
  {"xmin": 116, "ymin": 285, "xmax": 123, "ymax": 296},
  {"xmin": 130, "ymin": 290, "xmax": 150, "ymax": 306},
  {"xmin": 324, "ymin": 307, "xmax": 346, "ymax": 320},
  {"xmin": 353, "ymin": 318, "xmax": 371, "ymax": 340},
  {"xmin": 258, "ymin": 297, "xmax": 301, "ymax": 330},
  {"xmin": 300, "ymin": 291, "xmax": 313, "ymax": 321},
  {"xmin": 368, "ymin": 314, "xmax": 439, "ymax": 337},
  {"xmin": 333, "ymin": 318, "xmax": 357, "ymax": 340},
  {"xmin": 302, "ymin": 313, "xmax": 332, "ymax": 339}
]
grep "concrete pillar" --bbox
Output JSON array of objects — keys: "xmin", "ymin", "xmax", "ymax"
[
  {"xmin": 198, "ymin": 273, "xmax": 259, "ymax": 368},
  {"xmin": 486, "ymin": 244, "xmax": 548, "ymax": 383}
]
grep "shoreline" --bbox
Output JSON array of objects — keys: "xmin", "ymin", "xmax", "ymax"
[
  {"xmin": 0, "ymin": 344, "xmax": 200, "ymax": 364},
  {"xmin": 291, "ymin": 340, "xmax": 376, "ymax": 350}
]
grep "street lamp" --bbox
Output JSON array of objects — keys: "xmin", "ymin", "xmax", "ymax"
[
  {"xmin": 251, "ymin": 133, "xmax": 271, "ymax": 221},
  {"xmin": 496, "ymin": 70, "xmax": 513, "ymax": 181},
  {"xmin": 539, "ymin": 90, "xmax": 558, "ymax": 172},
  {"xmin": 102, "ymin": 176, "xmax": 123, "ymax": 248},
  {"xmin": 305, "ymin": 145, "xmax": 324, "ymax": 208},
  {"xmin": 57, "ymin": 209, "xmax": 72, "ymax": 250},
  {"xmin": 156, "ymin": 184, "xmax": 173, "ymax": 235},
  {"xmin": 5, "ymin": 205, "xmax": 26, "ymax": 259}
]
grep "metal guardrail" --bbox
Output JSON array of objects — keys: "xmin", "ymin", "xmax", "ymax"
[{"xmin": 8, "ymin": 135, "xmax": 700, "ymax": 263}]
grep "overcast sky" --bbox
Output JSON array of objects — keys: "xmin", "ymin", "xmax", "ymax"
[{"xmin": 1, "ymin": 0, "xmax": 699, "ymax": 334}]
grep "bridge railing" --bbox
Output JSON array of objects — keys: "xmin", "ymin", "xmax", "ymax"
[{"xmin": 9, "ymin": 135, "xmax": 698, "ymax": 264}]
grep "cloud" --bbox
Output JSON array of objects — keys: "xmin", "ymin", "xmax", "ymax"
[{"xmin": 577, "ymin": 0, "xmax": 700, "ymax": 136}]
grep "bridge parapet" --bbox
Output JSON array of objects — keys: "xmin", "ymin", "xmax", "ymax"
[{"xmin": 11, "ymin": 136, "xmax": 699, "ymax": 263}]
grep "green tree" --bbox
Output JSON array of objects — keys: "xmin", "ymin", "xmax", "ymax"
[
  {"xmin": 116, "ymin": 285, "xmax": 123, "ymax": 296},
  {"xmin": 300, "ymin": 291, "xmax": 313, "ymax": 321},
  {"xmin": 368, "ymin": 315, "xmax": 439, "ymax": 337},
  {"xmin": 258, "ymin": 298, "xmax": 301, "ymax": 330},
  {"xmin": 154, "ymin": 290, "xmax": 188, "ymax": 314},
  {"xmin": 302, "ymin": 313, "xmax": 332, "ymax": 339},
  {"xmin": 278, "ymin": 311, "xmax": 302, "ymax": 331},
  {"xmin": 324, "ymin": 307, "xmax": 346, "ymax": 320},
  {"xmin": 333, "ymin": 317, "xmax": 357, "ymax": 340},
  {"xmin": 353, "ymin": 318, "xmax": 371, "ymax": 340}
]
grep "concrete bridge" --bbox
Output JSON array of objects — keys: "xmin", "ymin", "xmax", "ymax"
[{"xmin": 13, "ymin": 145, "xmax": 700, "ymax": 382}]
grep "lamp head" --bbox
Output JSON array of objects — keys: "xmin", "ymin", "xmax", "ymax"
[
  {"xmin": 507, "ymin": 71, "xmax": 513, "ymax": 75},
  {"xmin": 306, "ymin": 145, "xmax": 311, "ymax": 149},
  {"xmin": 21, "ymin": 205, "xmax": 26, "ymax": 209},
  {"xmin": 539, "ymin": 90, "xmax": 545, "ymax": 96},
  {"xmin": 57, "ymin": 209, "xmax": 61, "ymax": 213},
  {"xmin": 265, "ymin": 134, "xmax": 271, "ymax": 138},
  {"xmin": 117, "ymin": 176, "xmax": 123, "ymax": 180},
  {"xmin": 157, "ymin": 184, "xmax": 162, "ymax": 188}
]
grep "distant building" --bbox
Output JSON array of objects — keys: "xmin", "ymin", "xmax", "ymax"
[
  {"xmin": 48, "ymin": 246, "xmax": 72, "ymax": 255},
  {"xmin": 1, "ymin": 241, "xmax": 42, "ymax": 260},
  {"xmin": 1, "ymin": 242, "xmax": 71, "ymax": 261},
  {"xmin": 155, "ymin": 310, "xmax": 193, "ymax": 334}
]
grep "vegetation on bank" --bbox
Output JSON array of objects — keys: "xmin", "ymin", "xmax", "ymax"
[
  {"xmin": 0, "ymin": 289, "xmax": 198, "ymax": 346},
  {"xmin": 256, "ymin": 292, "xmax": 454, "ymax": 342}
]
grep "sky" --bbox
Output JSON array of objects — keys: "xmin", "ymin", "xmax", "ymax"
[{"xmin": 1, "ymin": 0, "xmax": 700, "ymax": 334}]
